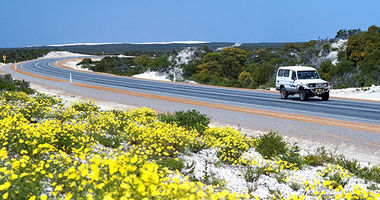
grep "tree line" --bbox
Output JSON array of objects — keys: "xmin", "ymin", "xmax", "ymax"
[{"xmin": 0, "ymin": 49, "xmax": 52, "ymax": 63}]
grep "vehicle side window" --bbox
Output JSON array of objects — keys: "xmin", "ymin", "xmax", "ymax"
[
  {"xmin": 291, "ymin": 71, "xmax": 296, "ymax": 80},
  {"xmin": 284, "ymin": 70, "xmax": 290, "ymax": 77},
  {"xmin": 278, "ymin": 69, "xmax": 284, "ymax": 77}
]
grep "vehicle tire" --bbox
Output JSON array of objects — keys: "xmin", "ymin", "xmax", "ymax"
[
  {"xmin": 321, "ymin": 92, "xmax": 329, "ymax": 101},
  {"xmin": 280, "ymin": 87, "xmax": 288, "ymax": 99},
  {"xmin": 299, "ymin": 88, "xmax": 308, "ymax": 101}
]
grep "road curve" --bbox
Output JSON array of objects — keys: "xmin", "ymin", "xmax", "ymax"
[{"xmin": 14, "ymin": 57, "xmax": 380, "ymax": 129}]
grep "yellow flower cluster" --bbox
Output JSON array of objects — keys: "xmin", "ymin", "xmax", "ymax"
[
  {"xmin": 204, "ymin": 127, "xmax": 256, "ymax": 164},
  {"xmin": 0, "ymin": 91, "xmax": 60, "ymax": 121},
  {"xmin": 0, "ymin": 91, "xmax": 378, "ymax": 200},
  {"xmin": 0, "ymin": 91, "xmax": 250, "ymax": 199}
]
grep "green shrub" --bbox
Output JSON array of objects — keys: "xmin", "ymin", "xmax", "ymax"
[
  {"xmin": 255, "ymin": 132, "xmax": 287, "ymax": 159},
  {"xmin": 328, "ymin": 172, "xmax": 349, "ymax": 189},
  {"xmin": 71, "ymin": 100, "xmax": 100, "ymax": 113},
  {"xmin": 244, "ymin": 166, "xmax": 258, "ymax": 182},
  {"xmin": 78, "ymin": 58, "xmax": 93, "ymax": 65},
  {"xmin": 335, "ymin": 157, "xmax": 361, "ymax": 175},
  {"xmin": 358, "ymin": 166, "xmax": 380, "ymax": 183},
  {"xmin": 156, "ymin": 158, "xmax": 185, "ymax": 171},
  {"xmin": 305, "ymin": 147, "xmax": 335, "ymax": 165},
  {"xmin": 279, "ymin": 145, "xmax": 304, "ymax": 168},
  {"xmin": 0, "ymin": 74, "xmax": 34, "ymax": 94},
  {"xmin": 306, "ymin": 147, "xmax": 380, "ymax": 183},
  {"xmin": 289, "ymin": 182, "xmax": 301, "ymax": 191},
  {"xmin": 159, "ymin": 110, "xmax": 210, "ymax": 133},
  {"xmin": 303, "ymin": 154, "xmax": 324, "ymax": 166},
  {"xmin": 244, "ymin": 165, "xmax": 272, "ymax": 182},
  {"xmin": 94, "ymin": 134, "xmax": 124, "ymax": 148}
]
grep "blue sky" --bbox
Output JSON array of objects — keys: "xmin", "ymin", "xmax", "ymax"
[{"xmin": 1, "ymin": 0, "xmax": 379, "ymax": 48}]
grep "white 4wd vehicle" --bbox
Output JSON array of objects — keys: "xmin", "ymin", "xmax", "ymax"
[{"xmin": 275, "ymin": 66, "xmax": 331, "ymax": 101}]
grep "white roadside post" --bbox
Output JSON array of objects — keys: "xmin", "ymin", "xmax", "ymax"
[{"xmin": 69, "ymin": 73, "xmax": 72, "ymax": 83}]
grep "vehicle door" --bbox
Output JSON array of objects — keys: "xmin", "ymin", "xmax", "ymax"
[
  {"xmin": 287, "ymin": 70, "xmax": 297, "ymax": 92},
  {"xmin": 283, "ymin": 69, "xmax": 293, "ymax": 92}
]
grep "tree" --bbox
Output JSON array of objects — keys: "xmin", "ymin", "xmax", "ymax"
[
  {"xmin": 253, "ymin": 49, "xmax": 275, "ymax": 64},
  {"xmin": 202, "ymin": 52, "xmax": 221, "ymax": 63},
  {"xmin": 194, "ymin": 61, "xmax": 223, "ymax": 83},
  {"xmin": 359, "ymin": 48, "xmax": 380, "ymax": 85},
  {"xmin": 219, "ymin": 47, "xmax": 250, "ymax": 79},
  {"xmin": 319, "ymin": 60, "xmax": 336, "ymax": 80},
  {"xmin": 346, "ymin": 25, "xmax": 380, "ymax": 63},
  {"xmin": 78, "ymin": 58, "xmax": 92, "ymax": 65},
  {"xmin": 220, "ymin": 47, "xmax": 250, "ymax": 65},
  {"xmin": 181, "ymin": 59, "xmax": 201, "ymax": 79},
  {"xmin": 252, "ymin": 63, "xmax": 275, "ymax": 88},
  {"xmin": 134, "ymin": 54, "xmax": 151, "ymax": 67},
  {"xmin": 238, "ymin": 71, "xmax": 253, "ymax": 87},
  {"xmin": 335, "ymin": 28, "xmax": 361, "ymax": 39},
  {"xmin": 146, "ymin": 56, "xmax": 171, "ymax": 72}
]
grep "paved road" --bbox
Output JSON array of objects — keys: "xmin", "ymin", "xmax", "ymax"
[{"xmin": 16, "ymin": 57, "xmax": 380, "ymax": 126}]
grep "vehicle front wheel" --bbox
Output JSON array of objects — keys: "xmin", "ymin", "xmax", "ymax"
[
  {"xmin": 280, "ymin": 87, "xmax": 288, "ymax": 99},
  {"xmin": 321, "ymin": 92, "xmax": 329, "ymax": 101},
  {"xmin": 299, "ymin": 88, "xmax": 308, "ymax": 101}
]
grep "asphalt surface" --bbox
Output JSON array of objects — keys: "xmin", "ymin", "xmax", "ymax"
[{"xmin": 17, "ymin": 58, "xmax": 380, "ymax": 125}]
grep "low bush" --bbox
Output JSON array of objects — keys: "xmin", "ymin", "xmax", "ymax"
[
  {"xmin": 358, "ymin": 165, "xmax": 380, "ymax": 183},
  {"xmin": 304, "ymin": 146, "xmax": 335, "ymax": 165},
  {"xmin": 303, "ymin": 154, "xmax": 324, "ymax": 166},
  {"xmin": 159, "ymin": 110, "xmax": 210, "ymax": 134},
  {"xmin": 307, "ymin": 147, "xmax": 380, "ymax": 183},
  {"xmin": 335, "ymin": 156, "xmax": 361, "ymax": 175},
  {"xmin": 279, "ymin": 145, "xmax": 303, "ymax": 168},
  {"xmin": 157, "ymin": 158, "xmax": 185, "ymax": 171},
  {"xmin": 0, "ymin": 74, "xmax": 34, "ymax": 94},
  {"xmin": 71, "ymin": 100, "xmax": 99, "ymax": 113},
  {"xmin": 255, "ymin": 132, "xmax": 287, "ymax": 159}
]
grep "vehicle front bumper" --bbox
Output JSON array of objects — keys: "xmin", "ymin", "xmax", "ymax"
[{"xmin": 308, "ymin": 87, "xmax": 330, "ymax": 95}]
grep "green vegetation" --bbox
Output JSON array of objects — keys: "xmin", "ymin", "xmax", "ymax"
[
  {"xmin": 156, "ymin": 157, "xmax": 185, "ymax": 171},
  {"xmin": 0, "ymin": 49, "xmax": 51, "ymax": 63},
  {"xmin": 79, "ymin": 54, "xmax": 172, "ymax": 76},
  {"xmin": 255, "ymin": 132, "xmax": 288, "ymax": 159},
  {"xmin": 158, "ymin": 110, "xmax": 211, "ymax": 134},
  {"xmin": 0, "ymin": 74, "xmax": 34, "ymax": 94},
  {"xmin": 335, "ymin": 28, "xmax": 362, "ymax": 39},
  {"xmin": 79, "ymin": 56, "xmax": 142, "ymax": 76},
  {"xmin": 304, "ymin": 147, "xmax": 380, "ymax": 183},
  {"xmin": 74, "ymin": 25, "xmax": 380, "ymax": 89},
  {"xmin": 318, "ymin": 25, "xmax": 380, "ymax": 87},
  {"xmin": 182, "ymin": 25, "xmax": 380, "ymax": 89}
]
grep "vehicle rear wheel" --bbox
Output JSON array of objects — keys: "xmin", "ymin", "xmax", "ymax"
[
  {"xmin": 280, "ymin": 87, "xmax": 288, "ymax": 99},
  {"xmin": 299, "ymin": 88, "xmax": 308, "ymax": 101},
  {"xmin": 321, "ymin": 92, "xmax": 329, "ymax": 101}
]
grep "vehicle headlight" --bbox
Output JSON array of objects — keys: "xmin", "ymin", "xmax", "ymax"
[
  {"xmin": 308, "ymin": 83, "xmax": 316, "ymax": 88},
  {"xmin": 324, "ymin": 83, "xmax": 329, "ymax": 87}
]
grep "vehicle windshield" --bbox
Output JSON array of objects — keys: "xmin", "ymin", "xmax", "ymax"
[{"xmin": 297, "ymin": 70, "xmax": 320, "ymax": 79}]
